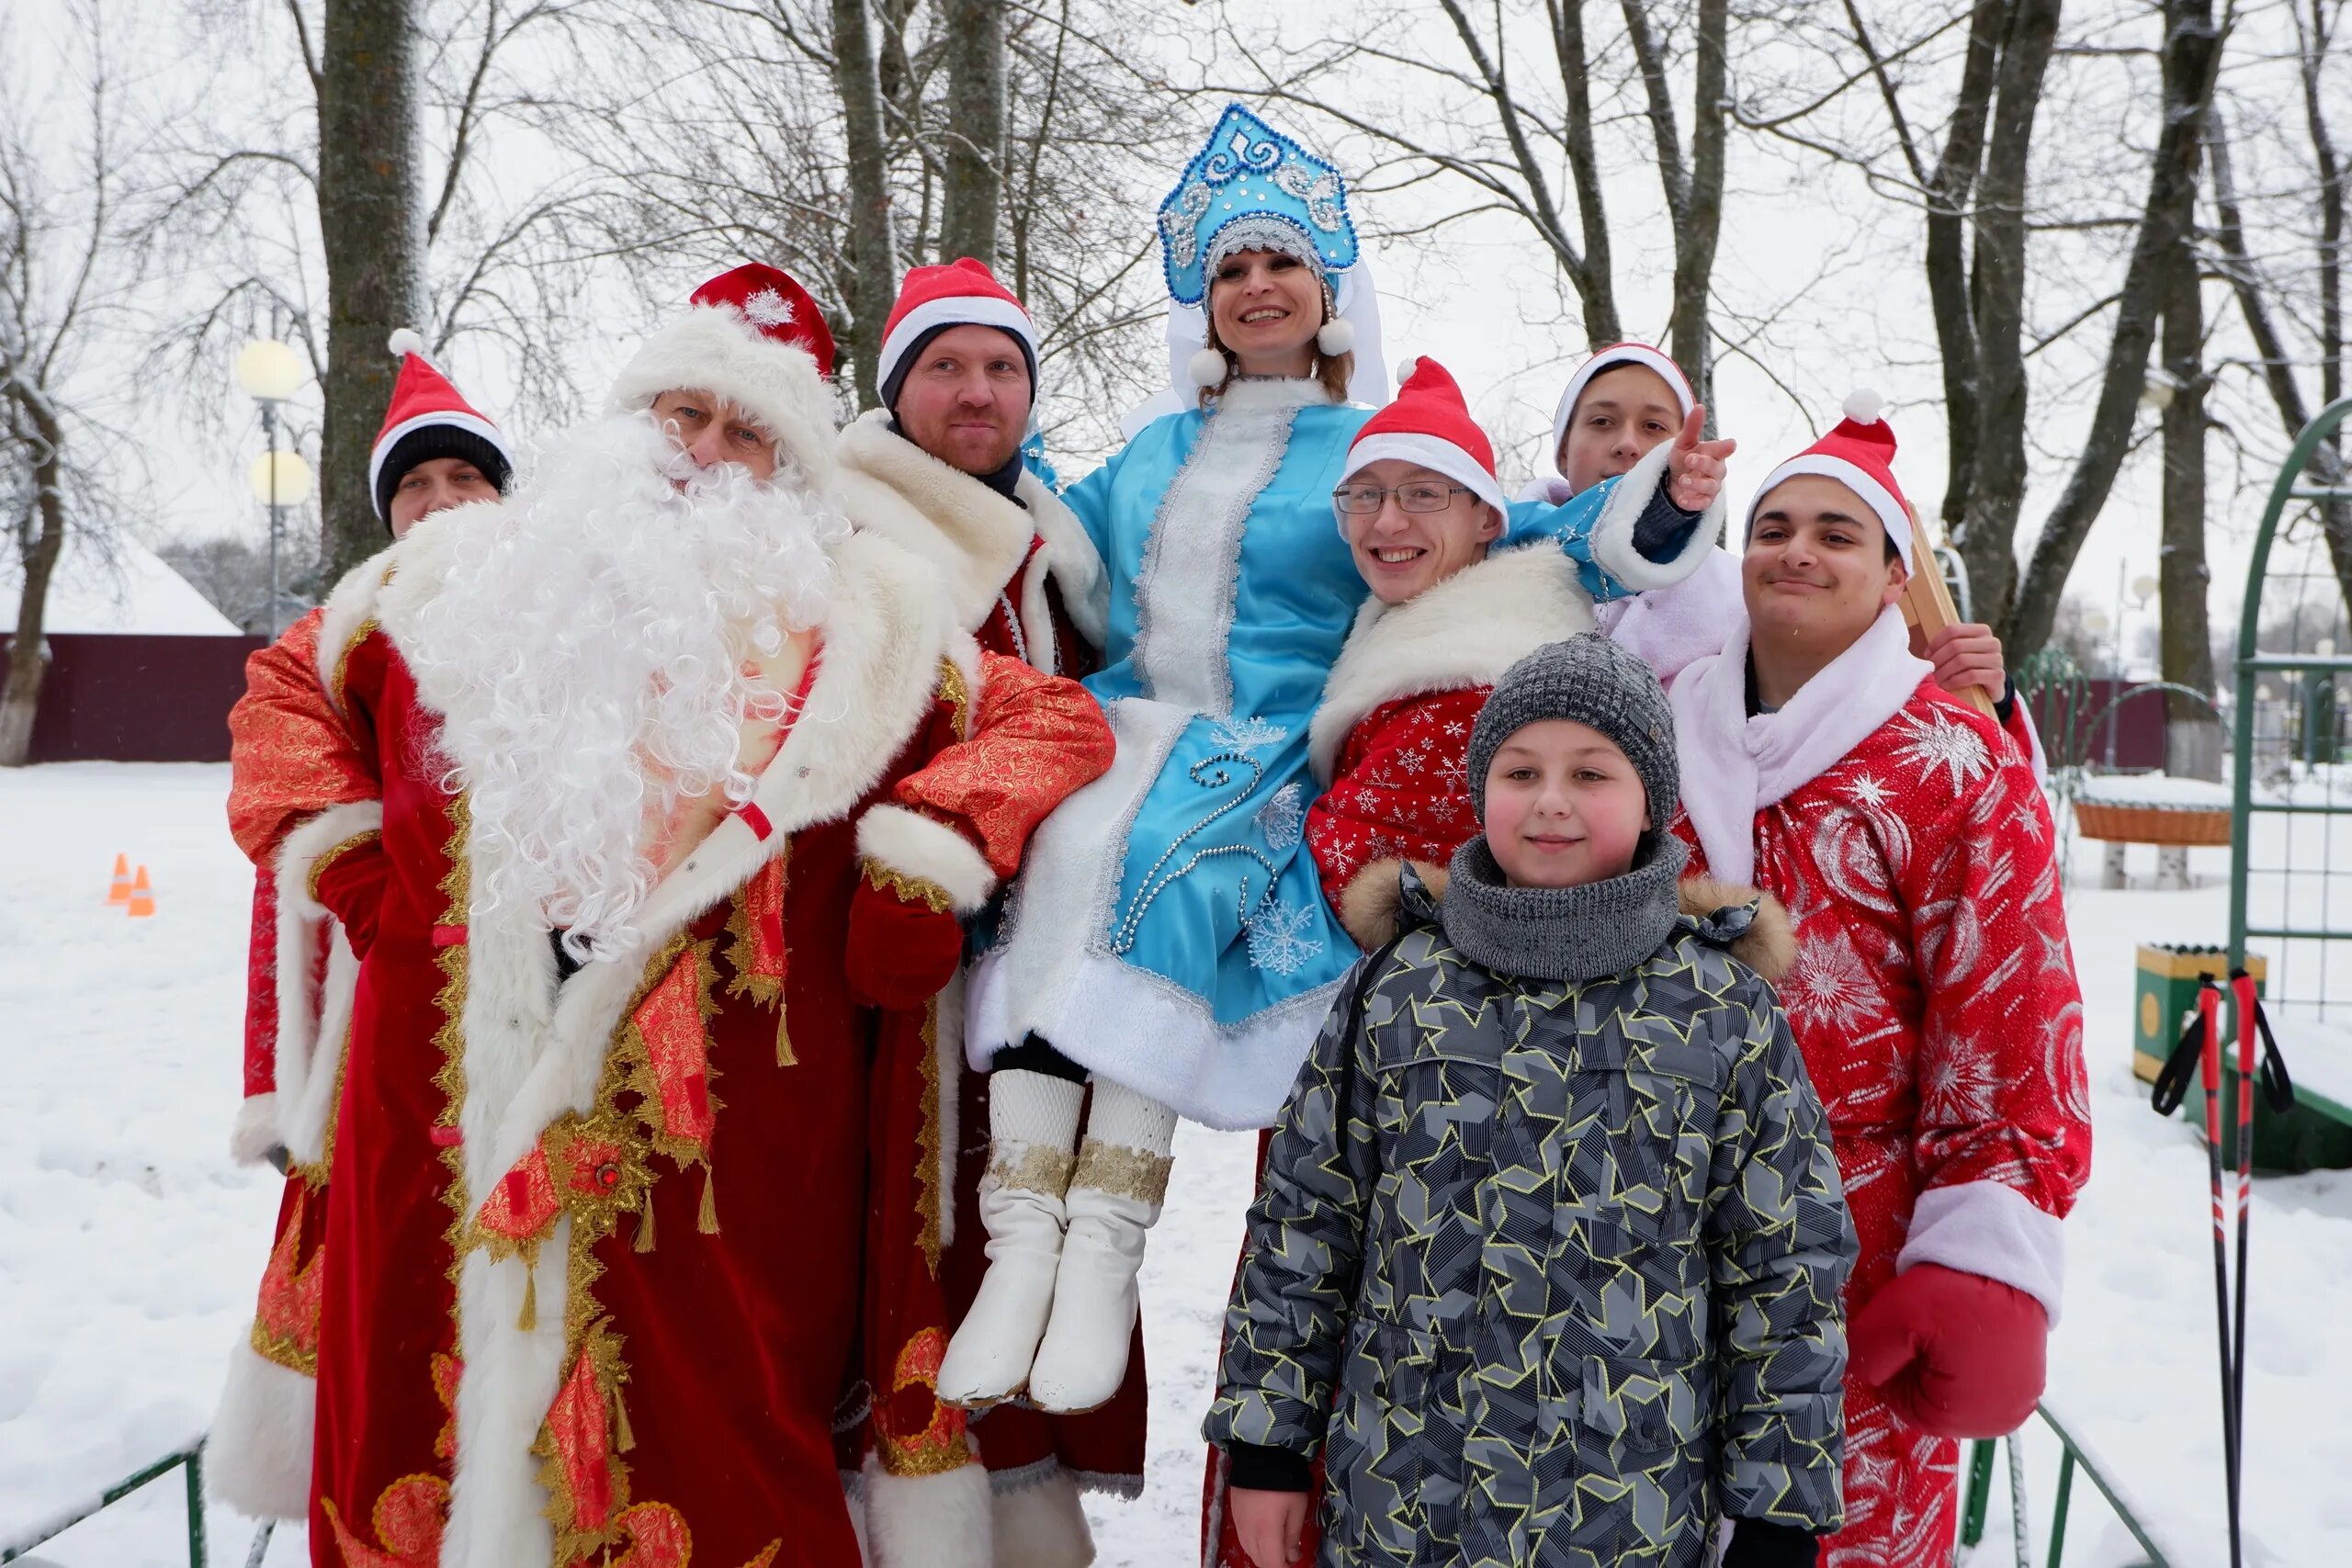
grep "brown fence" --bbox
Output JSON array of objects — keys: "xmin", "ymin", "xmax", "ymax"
[{"xmin": 0, "ymin": 632, "xmax": 265, "ymax": 763}]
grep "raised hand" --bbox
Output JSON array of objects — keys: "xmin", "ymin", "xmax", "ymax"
[{"xmin": 1668, "ymin": 404, "xmax": 1736, "ymax": 513}]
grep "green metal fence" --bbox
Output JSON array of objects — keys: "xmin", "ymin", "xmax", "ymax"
[{"xmin": 0, "ymin": 1442, "xmax": 207, "ymax": 1566}]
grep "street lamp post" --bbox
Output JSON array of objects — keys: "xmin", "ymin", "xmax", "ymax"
[{"xmin": 235, "ymin": 339, "xmax": 310, "ymax": 635}]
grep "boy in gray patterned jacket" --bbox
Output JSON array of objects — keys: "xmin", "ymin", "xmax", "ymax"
[{"xmin": 1206, "ymin": 634, "xmax": 1856, "ymax": 1568}]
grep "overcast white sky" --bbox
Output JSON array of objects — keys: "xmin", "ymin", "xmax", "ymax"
[{"xmin": 10, "ymin": 0, "xmax": 2350, "ymax": 660}]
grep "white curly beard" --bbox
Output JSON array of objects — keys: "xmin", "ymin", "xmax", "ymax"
[{"xmin": 399, "ymin": 410, "xmax": 848, "ymax": 962}]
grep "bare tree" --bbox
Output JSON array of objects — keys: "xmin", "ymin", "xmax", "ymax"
[
  {"xmin": 2010, "ymin": 0, "xmax": 2228, "ymax": 658},
  {"xmin": 0, "ymin": 9, "xmax": 141, "ymax": 766},
  {"xmin": 144, "ymin": 0, "xmax": 600, "ymax": 583},
  {"xmin": 314, "ymin": 0, "xmax": 424, "ymax": 581},
  {"xmin": 551, "ymin": 0, "xmax": 1181, "ymax": 444},
  {"xmin": 1200, "ymin": 1, "xmax": 1733, "ymax": 406},
  {"xmin": 938, "ymin": 0, "xmax": 1007, "ymax": 267},
  {"xmin": 2156, "ymin": 215, "xmax": 2223, "ymax": 777}
]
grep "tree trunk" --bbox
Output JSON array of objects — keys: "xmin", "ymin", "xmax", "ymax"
[
  {"xmin": 1953, "ymin": 0, "xmax": 2060, "ymax": 636},
  {"xmin": 1672, "ymin": 0, "xmax": 1727, "ymax": 411},
  {"xmin": 2009, "ymin": 0, "xmax": 2223, "ymax": 658},
  {"xmin": 938, "ymin": 0, "xmax": 1006, "ymax": 269},
  {"xmin": 317, "ymin": 0, "xmax": 424, "ymax": 584},
  {"xmin": 1549, "ymin": 0, "xmax": 1619, "ymax": 344},
  {"xmin": 2209, "ymin": 107, "xmax": 2352, "ymax": 619},
  {"xmin": 0, "ymin": 400, "xmax": 68, "ymax": 767},
  {"xmin": 1923, "ymin": 0, "xmax": 2007, "ymax": 536},
  {"xmin": 831, "ymin": 0, "xmax": 901, "ymax": 408},
  {"xmin": 2157, "ymin": 233, "xmax": 2222, "ymax": 779}
]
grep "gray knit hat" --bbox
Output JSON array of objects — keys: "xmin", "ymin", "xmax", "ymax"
[{"xmin": 1465, "ymin": 634, "xmax": 1679, "ymax": 829}]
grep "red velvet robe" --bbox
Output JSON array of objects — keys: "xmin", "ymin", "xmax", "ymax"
[
  {"xmin": 209, "ymin": 606, "xmax": 385, "ymax": 1523},
  {"xmin": 299, "ymin": 515, "xmax": 1111, "ymax": 1568}
]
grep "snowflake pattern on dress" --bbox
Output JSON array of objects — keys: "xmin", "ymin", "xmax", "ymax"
[
  {"xmin": 1211, "ymin": 715, "xmax": 1288, "ymax": 754},
  {"xmin": 1254, "ymin": 783, "xmax": 1305, "ymax": 851},
  {"xmin": 1305, "ymin": 687, "xmax": 1494, "ymax": 919},
  {"xmin": 1244, "ymin": 895, "xmax": 1324, "ymax": 976}
]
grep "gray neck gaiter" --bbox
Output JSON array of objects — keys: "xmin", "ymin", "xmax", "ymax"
[{"xmin": 1437, "ymin": 833, "xmax": 1687, "ymax": 985}]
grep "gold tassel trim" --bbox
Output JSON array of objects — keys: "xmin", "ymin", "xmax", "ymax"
[
  {"xmin": 517, "ymin": 1268, "xmax": 537, "ymax": 1333},
  {"xmin": 698, "ymin": 1165, "xmax": 721, "ymax": 1235},
  {"xmin": 634, "ymin": 1201, "xmax": 656, "ymax": 1253},
  {"xmin": 613, "ymin": 1382, "xmax": 637, "ymax": 1453},
  {"xmin": 776, "ymin": 1010, "xmax": 796, "ymax": 1067}
]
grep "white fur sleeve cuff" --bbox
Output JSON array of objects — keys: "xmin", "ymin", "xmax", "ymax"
[
  {"xmin": 1896, "ymin": 1179, "xmax": 2067, "ymax": 1325},
  {"xmin": 231, "ymin": 1091, "xmax": 283, "ymax": 1167},
  {"xmin": 1589, "ymin": 437, "xmax": 1726, "ymax": 593},
  {"xmin": 856, "ymin": 804, "xmax": 998, "ymax": 916}
]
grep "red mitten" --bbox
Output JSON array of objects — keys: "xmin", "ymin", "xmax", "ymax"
[
  {"xmin": 844, "ymin": 871, "xmax": 965, "ymax": 1011},
  {"xmin": 311, "ymin": 840, "xmax": 390, "ymax": 959},
  {"xmin": 1849, "ymin": 1262, "xmax": 2048, "ymax": 1438}
]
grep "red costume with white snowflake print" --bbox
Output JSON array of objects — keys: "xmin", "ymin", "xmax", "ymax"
[{"xmin": 1671, "ymin": 605, "xmax": 2091, "ymax": 1568}]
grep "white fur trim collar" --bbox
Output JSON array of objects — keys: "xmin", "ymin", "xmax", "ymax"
[
  {"xmin": 1308, "ymin": 546, "xmax": 1596, "ymax": 784},
  {"xmin": 272, "ymin": 801, "xmax": 381, "ymax": 1168},
  {"xmin": 838, "ymin": 410, "xmax": 1035, "ymax": 639},
  {"xmin": 1668, "ymin": 604, "xmax": 1930, "ymax": 884}
]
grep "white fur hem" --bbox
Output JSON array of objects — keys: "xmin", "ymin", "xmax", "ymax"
[
  {"xmin": 968, "ymin": 946, "xmax": 1334, "ymax": 1131},
  {"xmin": 204, "ymin": 1336, "xmax": 314, "ymax": 1521},
  {"xmin": 988, "ymin": 1461, "xmax": 1093, "ymax": 1568},
  {"xmin": 1588, "ymin": 438, "xmax": 1724, "ymax": 593},
  {"xmin": 863, "ymin": 1450, "xmax": 993, "ymax": 1568},
  {"xmin": 231, "ymin": 1092, "xmax": 282, "ymax": 1168},
  {"xmin": 859, "ymin": 804, "xmax": 998, "ymax": 915},
  {"xmin": 1897, "ymin": 1179, "xmax": 2067, "ymax": 1325},
  {"xmin": 273, "ymin": 802, "xmax": 380, "ymax": 1168}
]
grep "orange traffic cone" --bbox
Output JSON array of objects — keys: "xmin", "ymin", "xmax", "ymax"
[
  {"xmin": 106, "ymin": 853, "xmax": 132, "ymax": 905},
  {"xmin": 126, "ymin": 866, "xmax": 155, "ymax": 919}
]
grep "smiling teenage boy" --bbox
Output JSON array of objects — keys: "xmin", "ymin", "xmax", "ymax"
[
  {"xmin": 1669, "ymin": 401, "xmax": 2090, "ymax": 1568},
  {"xmin": 1210, "ymin": 635, "xmax": 1854, "ymax": 1568}
]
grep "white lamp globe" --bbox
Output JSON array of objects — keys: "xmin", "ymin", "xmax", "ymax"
[
  {"xmin": 248, "ymin": 450, "xmax": 314, "ymax": 507},
  {"xmin": 235, "ymin": 338, "xmax": 306, "ymax": 402}
]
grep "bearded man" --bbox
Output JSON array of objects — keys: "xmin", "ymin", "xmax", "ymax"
[
  {"xmin": 291, "ymin": 264, "xmax": 1114, "ymax": 1568},
  {"xmin": 209, "ymin": 334, "xmax": 514, "ymax": 1523},
  {"xmin": 831, "ymin": 257, "xmax": 1143, "ymax": 1557}
]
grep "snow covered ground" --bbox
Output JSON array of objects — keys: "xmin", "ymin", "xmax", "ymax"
[{"xmin": 3, "ymin": 763, "xmax": 2348, "ymax": 1566}]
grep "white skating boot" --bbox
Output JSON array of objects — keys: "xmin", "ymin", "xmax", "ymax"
[
  {"xmin": 1025, "ymin": 1082, "xmax": 1175, "ymax": 1414},
  {"xmin": 937, "ymin": 1071, "xmax": 1084, "ymax": 1406}
]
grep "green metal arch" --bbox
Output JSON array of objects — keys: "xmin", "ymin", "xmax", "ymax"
[{"xmin": 2229, "ymin": 395, "xmax": 2352, "ymax": 972}]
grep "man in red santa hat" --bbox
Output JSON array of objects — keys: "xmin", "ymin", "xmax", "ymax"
[
  {"xmin": 280, "ymin": 263, "xmax": 1114, "ymax": 1568},
  {"xmin": 209, "ymin": 332, "xmax": 514, "ymax": 1524},
  {"xmin": 1669, "ymin": 394, "xmax": 2091, "ymax": 1567},
  {"xmin": 830, "ymin": 255, "xmax": 1141, "ymax": 1561}
]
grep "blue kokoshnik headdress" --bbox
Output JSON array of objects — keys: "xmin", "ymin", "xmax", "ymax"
[{"xmin": 1158, "ymin": 103, "xmax": 1360, "ymax": 307}]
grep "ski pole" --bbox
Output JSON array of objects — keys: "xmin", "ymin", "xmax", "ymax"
[
  {"xmin": 2197, "ymin": 977, "xmax": 2242, "ymax": 1568},
  {"xmin": 2229, "ymin": 970, "xmax": 2257, "ymax": 1551}
]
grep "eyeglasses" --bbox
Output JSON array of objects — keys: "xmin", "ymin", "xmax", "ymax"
[{"xmin": 1331, "ymin": 481, "xmax": 1475, "ymax": 515}]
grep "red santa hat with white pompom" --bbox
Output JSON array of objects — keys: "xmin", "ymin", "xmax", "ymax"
[
  {"xmin": 1748, "ymin": 389, "xmax": 1916, "ymax": 570},
  {"xmin": 368, "ymin": 329, "xmax": 514, "ymax": 525},
  {"xmin": 1335, "ymin": 357, "xmax": 1509, "ymax": 526},
  {"xmin": 606, "ymin": 263, "xmax": 842, "ymax": 484}
]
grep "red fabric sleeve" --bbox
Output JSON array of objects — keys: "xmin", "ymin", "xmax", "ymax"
[
  {"xmin": 311, "ymin": 830, "xmax": 390, "ymax": 960},
  {"xmin": 227, "ymin": 609, "xmax": 380, "ymax": 866},
  {"xmin": 1304, "ymin": 689, "xmax": 1489, "ymax": 917},
  {"xmin": 243, "ymin": 865, "xmax": 281, "ymax": 1099},
  {"xmin": 891, "ymin": 651, "xmax": 1114, "ymax": 880},
  {"xmin": 1894, "ymin": 720, "xmax": 2091, "ymax": 1220}
]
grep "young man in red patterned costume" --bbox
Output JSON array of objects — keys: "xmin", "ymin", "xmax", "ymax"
[
  {"xmin": 1668, "ymin": 399, "xmax": 2091, "ymax": 1567},
  {"xmin": 209, "ymin": 334, "xmax": 514, "ymax": 1523},
  {"xmin": 261, "ymin": 264, "xmax": 1114, "ymax": 1568},
  {"xmin": 831, "ymin": 257, "xmax": 1144, "ymax": 1563}
]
